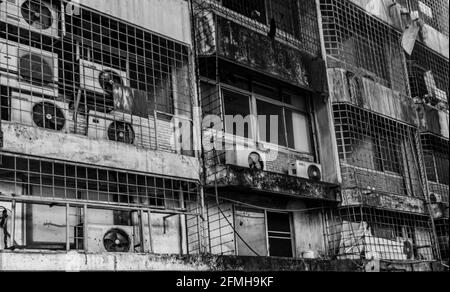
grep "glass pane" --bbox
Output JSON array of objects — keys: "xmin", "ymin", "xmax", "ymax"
[
  {"xmin": 257, "ymin": 100, "xmax": 286, "ymax": 146},
  {"xmin": 223, "ymin": 89, "xmax": 253, "ymax": 138},
  {"xmin": 267, "ymin": 212, "xmax": 292, "ymax": 258},
  {"xmin": 285, "ymin": 110, "xmax": 311, "ymax": 153},
  {"xmin": 378, "ymin": 137, "xmax": 401, "ymax": 174}
]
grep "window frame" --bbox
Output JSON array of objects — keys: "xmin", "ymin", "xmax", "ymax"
[{"xmin": 220, "ymin": 81, "xmax": 315, "ymax": 156}]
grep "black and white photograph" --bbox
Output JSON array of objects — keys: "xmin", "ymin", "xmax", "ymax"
[{"xmin": 0, "ymin": 0, "xmax": 448, "ymax": 280}]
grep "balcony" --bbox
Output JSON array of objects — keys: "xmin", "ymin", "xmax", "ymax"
[{"xmin": 194, "ymin": 0, "xmax": 324, "ymax": 90}]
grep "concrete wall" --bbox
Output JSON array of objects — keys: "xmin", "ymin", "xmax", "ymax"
[
  {"xmin": 1, "ymin": 123, "xmax": 200, "ymax": 181},
  {"xmin": 77, "ymin": 0, "xmax": 192, "ymax": 44}
]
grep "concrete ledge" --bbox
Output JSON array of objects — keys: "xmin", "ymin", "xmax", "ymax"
[
  {"xmin": 1, "ymin": 251, "xmax": 446, "ymax": 271},
  {"xmin": 340, "ymin": 189, "xmax": 427, "ymax": 214},
  {"xmin": 0, "ymin": 251, "xmax": 363, "ymax": 271}
]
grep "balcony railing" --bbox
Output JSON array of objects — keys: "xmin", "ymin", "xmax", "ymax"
[{"xmin": 194, "ymin": 0, "xmax": 325, "ymax": 90}]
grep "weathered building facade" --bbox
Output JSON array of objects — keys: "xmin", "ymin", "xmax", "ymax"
[
  {"xmin": 320, "ymin": 0, "xmax": 449, "ymax": 263},
  {"xmin": 192, "ymin": 0, "xmax": 340, "ymax": 259},
  {"xmin": 0, "ymin": 0, "xmax": 448, "ymax": 272}
]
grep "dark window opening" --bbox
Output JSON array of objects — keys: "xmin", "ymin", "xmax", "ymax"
[
  {"xmin": 221, "ymin": 0, "xmax": 299, "ymax": 36},
  {"xmin": 422, "ymin": 134, "xmax": 449, "ymax": 186},
  {"xmin": 1, "ymin": 86, "xmax": 10, "ymax": 121},
  {"xmin": 267, "ymin": 212, "xmax": 293, "ymax": 258},
  {"xmin": 0, "ymin": 154, "xmax": 198, "ymax": 209}
]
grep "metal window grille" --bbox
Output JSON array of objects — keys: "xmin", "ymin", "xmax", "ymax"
[
  {"xmin": 320, "ymin": 0, "xmax": 409, "ymax": 94},
  {"xmin": 435, "ymin": 219, "xmax": 449, "ymax": 260},
  {"xmin": 0, "ymin": 0, "xmax": 194, "ymax": 155},
  {"xmin": 409, "ymin": 0, "xmax": 449, "ymax": 37},
  {"xmin": 0, "ymin": 153, "xmax": 200, "ymax": 210},
  {"xmin": 333, "ymin": 103, "xmax": 423, "ymax": 198},
  {"xmin": 325, "ymin": 206, "xmax": 437, "ymax": 261},
  {"xmin": 193, "ymin": 0, "xmax": 322, "ymax": 57}
]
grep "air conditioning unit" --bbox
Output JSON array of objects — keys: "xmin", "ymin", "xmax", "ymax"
[
  {"xmin": 0, "ymin": 0, "xmax": 60, "ymax": 39},
  {"xmin": 10, "ymin": 91, "xmax": 72, "ymax": 133},
  {"xmin": 225, "ymin": 148, "xmax": 266, "ymax": 171},
  {"xmin": 288, "ymin": 161, "xmax": 322, "ymax": 181},
  {"xmin": 88, "ymin": 110, "xmax": 150, "ymax": 147},
  {"xmin": 86, "ymin": 224, "xmax": 134, "ymax": 253},
  {"xmin": 79, "ymin": 59, "xmax": 130, "ymax": 95},
  {"xmin": 0, "ymin": 38, "xmax": 58, "ymax": 97}
]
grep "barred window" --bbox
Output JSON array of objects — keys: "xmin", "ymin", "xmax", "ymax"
[
  {"xmin": 196, "ymin": 0, "xmax": 321, "ymax": 56},
  {"xmin": 326, "ymin": 207, "xmax": 436, "ymax": 261},
  {"xmin": 0, "ymin": 154, "xmax": 199, "ymax": 210},
  {"xmin": 407, "ymin": 42, "xmax": 449, "ymax": 104},
  {"xmin": 421, "ymin": 133, "xmax": 449, "ymax": 186},
  {"xmin": 0, "ymin": 0, "xmax": 194, "ymax": 155},
  {"xmin": 222, "ymin": 0, "xmax": 299, "ymax": 37}
]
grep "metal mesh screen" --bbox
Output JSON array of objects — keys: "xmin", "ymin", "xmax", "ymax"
[
  {"xmin": 409, "ymin": 0, "xmax": 449, "ymax": 37},
  {"xmin": 407, "ymin": 42, "xmax": 449, "ymax": 105},
  {"xmin": 0, "ymin": 0, "xmax": 194, "ymax": 155},
  {"xmin": 325, "ymin": 206, "xmax": 437, "ymax": 261},
  {"xmin": 435, "ymin": 219, "xmax": 449, "ymax": 260},
  {"xmin": 193, "ymin": 0, "xmax": 322, "ymax": 57},
  {"xmin": 0, "ymin": 153, "xmax": 199, "ymax": 210}
]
